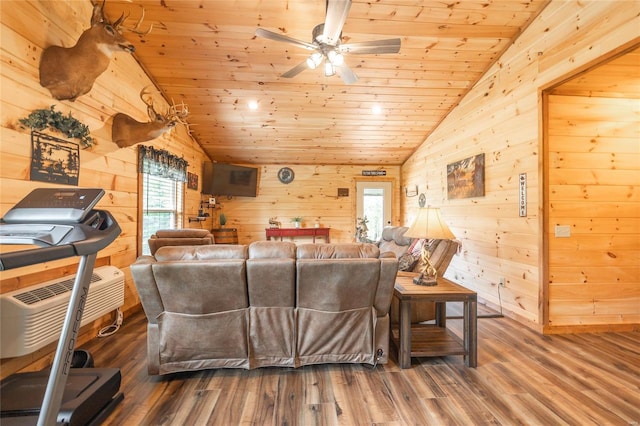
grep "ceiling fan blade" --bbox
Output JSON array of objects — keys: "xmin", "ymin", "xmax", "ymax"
[
  {"xmin": 323, "ymin": 0, "xmax": 351, "ymax": 45},
  {"xmin": 336, "ymin": 63, "xmax": 358, "ymax": 84},
  {"xmin": 281, "ymin": 60, "xmax": 309, "ymax": 78},
  {"xmin": 340, "ymin": 38, "xmax": 401, "ymax": 55},
  {"xmin": 255, "ymin": 28, "xmax": 317, "ymax": 51}
]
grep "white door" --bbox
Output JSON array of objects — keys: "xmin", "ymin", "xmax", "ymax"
[{"xmin": 356, "ymin": 181, "xmax": 392, "ymax": 242}]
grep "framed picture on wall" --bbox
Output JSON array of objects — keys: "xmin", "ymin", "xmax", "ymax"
[
  {"xmin": 30, "ymin": 130, "xmax": 79, "ymax": 186},
  {"xmin": 447, "ymin": 153, "xmax": 485, "ymax": 199},
  {"xmin": 187, "ymin": 172, "xmax": 198, "ymax": 190}
]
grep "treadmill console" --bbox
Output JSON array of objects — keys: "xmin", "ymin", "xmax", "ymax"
[
  {"xmin": 0, "ymin": 188, "xmax": 120, "ymax": 270},
  {"xmin": 2, "ymin": 188, "xmax": 105, "ymax": 224}
]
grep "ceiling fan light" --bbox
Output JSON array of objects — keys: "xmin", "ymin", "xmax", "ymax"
[
  {"xmin": 328, "ymin": 50, "xmax": 344, "ymax": 66},
  {"xmin": 324, "ymin": 62, "xmax": 335, "ymax": 77},
  {"xmin": 307, "ymin": 52, "xmax": 323, "ymax": 69},
  {"xmin": 306, "ymin": 57, "xmax": 317, "ymax": 69}
]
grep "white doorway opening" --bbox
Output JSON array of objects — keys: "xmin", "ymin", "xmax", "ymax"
[{"xmin": 356, "ymin": 181, "xmax": 392, "ymax": 242}]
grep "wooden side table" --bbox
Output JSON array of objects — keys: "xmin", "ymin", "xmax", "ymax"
[
  {"xmin": 391, "ymin": 273, "xmax": 477, "ymax": 368},
  {"xmin": 211, "ymin": 228, "xmax": 238, "ymax": 244}
]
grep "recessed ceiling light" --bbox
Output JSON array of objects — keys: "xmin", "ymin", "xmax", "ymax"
[
  {"xmin": 372, "ymin": 104, "xmax": 382, "ymax": 115},
  {"xmin": 248, "ymin": 100, "xmax": 259, "ymax": 110}
]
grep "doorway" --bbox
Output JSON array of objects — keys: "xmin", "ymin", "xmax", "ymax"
[
  {"xmin": 542, "ymin": 44, "xmax": 640, "ymax": 330},
  {"xmin": 356, "ymin": 181, "xmax": 392, "ymax": 242}
]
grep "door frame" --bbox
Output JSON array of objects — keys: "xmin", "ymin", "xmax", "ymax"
[{"xmin": 353, "ymin": 177, "xmax": 397, "ymax": 240}]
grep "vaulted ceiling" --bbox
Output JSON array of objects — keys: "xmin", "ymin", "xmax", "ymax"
[{"xmin": 105, "ymin": 0, "xmax": 550, "ymax": 165}]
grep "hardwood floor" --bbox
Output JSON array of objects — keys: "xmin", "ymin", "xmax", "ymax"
[{"xmin": 79, "ymin": 305, "xmax": 640, "ymax": 425}]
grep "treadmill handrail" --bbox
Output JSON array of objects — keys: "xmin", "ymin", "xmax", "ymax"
[{"xmin": 0, "ymin": 210, "xmax": 121, "ymax": 271}]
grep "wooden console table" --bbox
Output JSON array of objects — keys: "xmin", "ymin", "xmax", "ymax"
[
  {"xmin": 391, "ymin": 272, "xmax": 477, "ymax": 368},
  {"xmin": 265, "ymin": 227, "xmax": 330, "ymax": 243}
]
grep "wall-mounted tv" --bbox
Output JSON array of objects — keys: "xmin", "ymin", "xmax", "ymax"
[{"xmin": 201, "ymin": 162, "xmax": 259, "ymax": 197}]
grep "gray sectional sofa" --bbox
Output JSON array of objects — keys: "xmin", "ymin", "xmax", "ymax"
[{"xmin": 130, "ymin": 241, "xmax": 398, "ymax": 375}]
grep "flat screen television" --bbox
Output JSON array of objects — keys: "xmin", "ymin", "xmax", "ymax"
[{"xmin": 201, "ymin": 162, "xmax": 259, "ymax": 197}]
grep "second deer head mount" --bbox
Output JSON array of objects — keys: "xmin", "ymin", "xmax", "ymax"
[
  {"xmin": 39, "ymin": 0, "xmax": 151, "ymax": 101},
  {"xmin": 112, "ymin": 87, "xmax": 189, "ymax": 148}
]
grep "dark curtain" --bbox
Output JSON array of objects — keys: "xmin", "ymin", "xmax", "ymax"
[{"xmin": 138, "ymin": 145, "xmax": 188, "ymax": 182}]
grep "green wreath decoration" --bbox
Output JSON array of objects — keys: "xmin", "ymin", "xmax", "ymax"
[{"xmin": 19, "ymin": 105, "xmax": 94, "ymax": 148}]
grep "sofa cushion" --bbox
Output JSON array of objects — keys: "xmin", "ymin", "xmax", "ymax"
[
  {"xmin": 296, "ymin": 259, "xmax": 379, "ymax": 310},
  {"xmin": 296, "ymin": 243, "xmax": 380, "ymax": 259},
  {"xmin": 154, "ymin": 244, "xmax": 248, "ymax": 261},
  {"xmin": 152, "ymin": 261, "xmax": 248, "ymax": 313},
  {"xmin": 246, "ymin": 241, "xmax": 297, "ymax": 368},
  {"xmin": 398, "ymin": 252, "xmax": 418, "ymax": 271},
  {"xmin": 378, "ymin": 226, "xmax": 412, "ymax": 258},
  {"xmin": 247, "ymin": 241, "xmax": 296, "ymax": 307},
  {"xmin": 248, "ymin": 241, "xmax": 296, "ymax": 259}
]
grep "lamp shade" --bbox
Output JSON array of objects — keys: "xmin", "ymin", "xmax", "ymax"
[{"xmin": 404, "ymin": 207, "xmax": 455, "ymax": 240}]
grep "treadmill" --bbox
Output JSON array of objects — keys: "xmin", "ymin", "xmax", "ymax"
[{"xmin": 0, "ymin": 188, "xmax": 123, "ymax": 426}]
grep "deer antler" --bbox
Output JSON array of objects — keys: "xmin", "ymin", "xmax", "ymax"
[
  {"xmin": 116, "ymin": 6, "xmax": 153, "ymax": 35},
  {"xmin": 140, "ymin": 87, "xmax": 190, "ymax": 128},
  {"xmin": 140, "ymin": 86, "xmax": 162, "ymax": 121},
  {"xmin": 169, "ymin": 99, "xmax": 192, "ymax": 134}
]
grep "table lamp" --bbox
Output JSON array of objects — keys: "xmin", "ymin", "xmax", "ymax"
[{"xmin": 404, "ymin": 207, "xmax": 455, "ymax": 286}]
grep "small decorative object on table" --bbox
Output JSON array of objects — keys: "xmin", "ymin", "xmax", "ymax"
[
  {"xmin": 290, "ymin": 217, "xmax": 303, "ymax": 228},
  {"xmin": 269, "ymin": 217, "xmax": 281, "ymax": 228},
  {"xmin": 404, "ymin": 207, "xmax": 455, "ymax": 286},
  {"xmin": 219, "ymin": 213, "xmax": 227, "ymax": 228},
  {"xmin": 355, "ymin": 216, "xmax": 370, "ymax": 242}
]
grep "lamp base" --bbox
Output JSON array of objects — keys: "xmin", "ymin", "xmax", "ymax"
[{"xmin": 413, "ymin": 274, "xmax": 437, "ymax": 286}]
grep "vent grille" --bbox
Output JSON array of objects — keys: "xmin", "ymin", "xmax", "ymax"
[
  {"xmin": 1, "ymin": 266, "xmax": 124, "ymax": 358},
  {"xmin": 13, "ymin": 274, "xmax": 101, "ymax": 305}
]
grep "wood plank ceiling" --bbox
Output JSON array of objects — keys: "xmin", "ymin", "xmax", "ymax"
[{"xmin": 104, "ymin": 0, "xmax": 550, "ymax": 165}]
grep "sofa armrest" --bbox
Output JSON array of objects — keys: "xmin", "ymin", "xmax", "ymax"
[
  {"xmin": 130, "ymin": 256, "xmax": 164, "ymax": 325},
  {"xmin": 379, "ymin": 251, "xmax": 396, "ymax": 259},
  {"xmin": 374, "ymin": 257, "xmax": 398, "ymax": 316}
]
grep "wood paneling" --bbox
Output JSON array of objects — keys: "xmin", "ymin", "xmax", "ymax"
[
  {"xmin": 94, "ymin": 0, "xmax": 549, "ymax": 166},
  {"xmin": 546, "ymin": 94, "xmax": 640, "ymax": 328},
  {"xmin": 0, "ymin": 0, "xmax": 638, "ymax": 380},
  {"xmin": 400, "ymin": 1, "xmax": 639, "ymax": 332},
  {"xmin": 0, "ymin": 0, "xmax": 210, "ymax": 377},
  {"xmin": 214, "ymin": 164, "xmax": 401, "ymax": 244}
]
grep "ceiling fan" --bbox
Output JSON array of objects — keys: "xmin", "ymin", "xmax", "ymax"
[{"xmin": 255, "ymin": 0, "xmax": 401, "ymax": 84}]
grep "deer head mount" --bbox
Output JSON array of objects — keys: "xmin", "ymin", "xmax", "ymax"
[
  {"xmin": 112, "ymin": 87, "xmax": 189, "ymax": 148},
  {"xmin": 39, "ymin": 1, "xmax": 151, "ymax": 101}
]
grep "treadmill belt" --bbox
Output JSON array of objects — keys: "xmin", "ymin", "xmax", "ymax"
[{"xmin": 0, "ymin": 368, "xmax": 122, "ymax": 426}]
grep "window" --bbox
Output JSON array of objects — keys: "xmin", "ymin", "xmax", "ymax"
[
  {"xmin": 138, "ymin": 145, "xmax": 188, "ymax": 255},
  {"xmin": 141, "ymin": 174, "xmax": 183, "ymax": 255}
]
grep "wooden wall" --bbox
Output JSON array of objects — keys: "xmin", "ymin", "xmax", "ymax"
[
  {"xmin": 0, "ymin": 0, "xmax": 209, "ymax": 377},
  {"xmin": 401, "ymin": 1, "xmax": 639, "ymax": 332},
  {"xmin": 1, "ymin": 1, "xmax": 637, "ymax": 380},
  {"xmin": 546, "ymin": 94, "xmax": 639, "ymax": 330},
  {"xmin": 0, "ymin": 2, "xmax": 401, "ymax": 377},
  {"xmin": 208, "ymin": 165, "xmax": 401, "ymax": 244}
]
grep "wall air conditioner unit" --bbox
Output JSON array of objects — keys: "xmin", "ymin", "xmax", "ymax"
[{"xmin": 1, "ymin": 265, "xmax": 124, "ymax": 358}]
